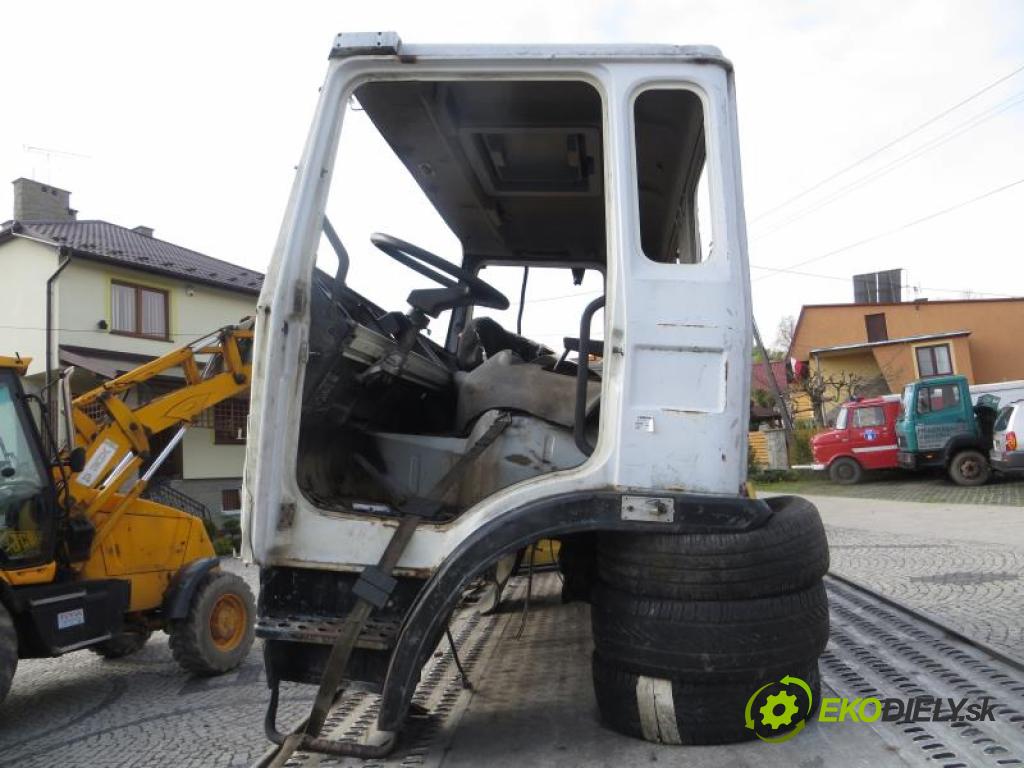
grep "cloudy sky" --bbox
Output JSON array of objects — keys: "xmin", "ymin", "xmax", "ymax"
[{"xmin": 2, "ymin": 1, "xmax": 1022, "ymax": 349}]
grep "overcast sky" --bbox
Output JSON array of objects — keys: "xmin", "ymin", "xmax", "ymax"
[{"xmin": 2, "ymin": 1, "xmax": 1022, "ymax": 349}]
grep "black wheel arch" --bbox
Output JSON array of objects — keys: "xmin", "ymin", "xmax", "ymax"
[
  {"xmin": 162, "ymin": 556, "xmax": 221, "ymax": 620},
  {"xmin": 375, "ymin": 489, "xmax": 772, "ymax": 732},
  {"xmin": 943, "ymin": 435, "xmax": 989, "ymax": 466}
]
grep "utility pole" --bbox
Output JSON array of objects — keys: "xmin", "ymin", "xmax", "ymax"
[{"xmin": 752, "ymin": 318, "xmax": 794, "ymax": 435}]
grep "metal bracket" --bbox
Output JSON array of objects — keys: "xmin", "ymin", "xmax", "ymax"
[
  {"xmin": 330, "ymin": 32, "xmax": 401, "ymax": 59},
  {"xmin": 621, "ymin": 495, "xmax": 675, "ymax": 522}
]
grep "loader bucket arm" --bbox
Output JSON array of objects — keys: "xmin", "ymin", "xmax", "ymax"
[{"xmin": 63, "ymin": 320, "xmax": 254, "ymax": 547}]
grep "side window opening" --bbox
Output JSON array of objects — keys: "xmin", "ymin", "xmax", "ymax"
[
  {"xmin": 472, "ymin": 266, "xmax": 604, "ymax": 355},
  {"xmin": 917, "ymin": 384, "xmax": 960, "ymax": 414},
  {"xmin": 634, "ymin": 88, "xmax": 710, "ymax": 264},
  {"xmin": 852, "ymin": 406, "xmax": 885, "ymax": 428}
]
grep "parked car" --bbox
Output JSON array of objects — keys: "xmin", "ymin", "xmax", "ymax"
[
  {"xmin": 809, "ymin": 395, "xmax": 901, "ymax": 484},
  {"xmin": 990, "ymin": 400, "xmax": 1024, "ymax": 474},
  {"xmin": 896, "ymin": 375, "xmax": 1024, "ymax": 486}
]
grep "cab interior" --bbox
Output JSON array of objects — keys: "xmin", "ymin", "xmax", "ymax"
[{"xmin": 296, "ymin": 78, "xmax": 707, "ymax": 520}]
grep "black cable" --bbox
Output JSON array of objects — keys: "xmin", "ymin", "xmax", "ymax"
[
  {"xmin": 446, "ymin": 625, "xmax": 472, "ymax": 690},
  {"xmin": 515, "ymin": 544, "xmax": 536, "ymax": 640},
  {"xmin": 754, "ymin": 175, "xmax": 1024, "ymax": 281},
  {"xmin": 516, "ymin": 267, "xmax": 529, "ymax": 336},
  {"xmin": 751, "ymin": 61, "xmax": 1024, "ymax": 223}
]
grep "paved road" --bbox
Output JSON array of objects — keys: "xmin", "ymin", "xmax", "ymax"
[
  {"xmin": 764, "ymin": 469, "xmax": 1024, "ymax": 506},
  {"xmin": 783, "ymin": 491, "xmax": 1024, "ymax": 664},
  {"xmin": 778, "ymin": 492, "xmax": 1024, "ymax": 549},
  {"xmin": 3, "ymin": 496, "xmax": 1022, "ymax": 766},
  {"xmin": 0, "ymin": 559, "xmax": 310, "ymax": 768}
]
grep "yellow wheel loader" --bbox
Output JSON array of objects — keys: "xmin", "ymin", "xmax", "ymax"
[{"xmin": 0, "ymin": 322, "xmax": 256, "ymax": 705}]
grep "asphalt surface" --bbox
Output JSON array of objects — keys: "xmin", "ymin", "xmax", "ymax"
[
  {"xmin": 765, "ymin": 469, "xmax": 1024, "ymax": 506},
  {"xmin": 1, "ymin": 495, "xmax": 1021, "ymax": 767},
  {"xmin": 0, "ymin": 559, "xmax": 312, "ymax": 768}
]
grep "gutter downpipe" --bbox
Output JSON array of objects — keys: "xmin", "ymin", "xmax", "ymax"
[{"xmin": 45, "ymin": 246, "xmax": 71, "ymax": 438}]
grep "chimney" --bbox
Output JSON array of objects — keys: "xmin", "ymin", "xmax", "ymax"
[
  {"xmin": 132, "ymin": 225, "xmax": 154, "ymax": 238},
  {"xmin": 12, "ymin": 178, "xmax": 76, "ymax": 221}
]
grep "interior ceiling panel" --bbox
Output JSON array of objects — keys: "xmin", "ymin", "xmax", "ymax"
[{"xmin": 356, "ymin": 80, "xmax": 606, "ymax": 265}]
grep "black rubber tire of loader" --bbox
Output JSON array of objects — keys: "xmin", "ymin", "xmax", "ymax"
[
  {"xmin": 591, "ymin": 581, "xmax": 829, "ymax": 683},
  {"xmin": 0, "ymin": 601, "xmax": 16, "ymax": 705},
  {"xmin": 595, "ymin": 495, "xmax": 829, "ymax": 601},
  {"xmin": 169, "ymin": 570, "xmax": 255, "ymax": 676},
  {"xmin": 90, "ymin": 629, "xmax": 152, "ymax": 659},
  {"xmin": 592, "ymin": 653, "xmax": 821, "ymax": 745}
]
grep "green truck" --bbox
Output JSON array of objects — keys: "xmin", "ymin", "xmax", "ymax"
[{"xmin": 895, "ymin": 374, "xmax": 1024, "ymax": 486}]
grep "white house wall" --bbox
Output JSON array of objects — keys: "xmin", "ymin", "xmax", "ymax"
[
  {"xmin": 0, "ymin": 237, "xmax": 58, "ymax": 376},
  {"xmin": 52, "ymin": 258, "xmax": 256, "ymax": 483},
  {"xmin": 55, "ymin": 259, "xmax": 256, "ymax": 356},
  {"xmin": 182, "ymin": 427, "xmax": 247, "ymax": 480}
]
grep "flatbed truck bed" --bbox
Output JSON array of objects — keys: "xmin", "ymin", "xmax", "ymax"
[{"xmin": 256, "ymin": 573, "xmax": 1024, "ymax": 768}]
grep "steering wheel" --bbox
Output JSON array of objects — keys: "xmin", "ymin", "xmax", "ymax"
[{"xmin": 370, "ymin": 233, "xmax": 509, "ymax": 315}]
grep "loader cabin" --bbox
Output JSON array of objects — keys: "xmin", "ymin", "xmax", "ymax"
[{"xmin": 298, "ymin": 76, "xmax": 711, "ymax": 519}]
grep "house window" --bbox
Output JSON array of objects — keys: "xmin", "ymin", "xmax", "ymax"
[
  {"xmin": 111, "ymin": 281, "xmax": 169, "ymax": 340},
  {"xmin": 915, "ymin": 344, "xmax": 953, "ymax": 378},
  {"xmin": 221, "ymin": 488, "xmax": 241, "ymax": 512},
  {"xmin": 213, "ymin": 398, "xmax": 249, "ymax": 444},
  {"xmin": 864, "ymin": 313, "xmax": 888, "ymax": 343}
]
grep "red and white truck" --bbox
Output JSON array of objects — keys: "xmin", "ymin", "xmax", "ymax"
[{"xmin": 809, "ymin": 395, "xmax": 901, "ymax": 484}]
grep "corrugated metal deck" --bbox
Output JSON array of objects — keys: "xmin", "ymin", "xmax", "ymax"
[{"xmin": 259, "ymin": 574, "xmax": 1024, "ymax": 768}]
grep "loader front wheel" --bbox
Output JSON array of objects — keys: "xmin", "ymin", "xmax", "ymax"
[
  {"xmin": 0, "ymin": 602, "xmax": 16, "ymax": 705},
  {"xmin": 169, "ymin": 570, "xmax": 255, "ymax": 676}
]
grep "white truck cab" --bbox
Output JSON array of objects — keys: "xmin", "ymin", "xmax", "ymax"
[{"xmin": 242, "ymin": 32, "xmax": 769, "ymax": 754}]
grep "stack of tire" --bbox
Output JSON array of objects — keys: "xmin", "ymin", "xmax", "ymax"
[{"xmin": 590, "ymin": 495, "xmax": 830, "ymax": 745}]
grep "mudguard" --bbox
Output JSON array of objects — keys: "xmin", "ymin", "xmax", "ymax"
[
  {"xmin": 162, "ymin": 557, "xmax": 220, "ymax": 620},
  {"xmin": 376, "ymin": 489, "xmax": 771, "ymax": 731}
]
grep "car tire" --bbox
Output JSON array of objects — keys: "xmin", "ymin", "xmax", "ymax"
[
  {"xmin": 949, "ymin": 450, "xmax": 990, "ymax": 487},
  {"xmin": 592, "ymin": 652, "xmax": 821, "ymax": 745},
  {"xmin": 0, "ymin": 602, "xmax": 16, "ymax": 706},
  {"xmin": 90, "ymin": 629, "xmax": 152, "ymax": 659},
  {"xmin": 595, "ymin": 496, "xmax": 828, "ymax": 601},
  {"xmin": 169, "ymin": 570, "xmax": 255, "ymax": 676},
  {"xmin": 828, "ymin": 457, "xmax": 863, "ymax": 485},
  {"xmin": 591, "ymin": 581, "xmax": 829, "ymax": 682}
]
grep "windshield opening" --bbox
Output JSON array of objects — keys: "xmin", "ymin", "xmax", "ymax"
[{"xmin": 835, "ymin": 407, "xmax": 848, "ymax": 430}]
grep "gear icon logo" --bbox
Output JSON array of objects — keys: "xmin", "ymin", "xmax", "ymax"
[
  {"xmin": 745, "ymin": 674, "xmax": 815, "ymax": 743},
  {"xmin": 759, "ymin": 690, "xmax": 800, "ymax": 729}
]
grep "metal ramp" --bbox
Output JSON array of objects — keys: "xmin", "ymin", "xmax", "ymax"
[{"xmin": 257, "ymin": 574, "xmax": 1024, "ymax": 768}]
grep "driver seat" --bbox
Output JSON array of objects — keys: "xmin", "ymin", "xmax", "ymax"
[{"xmin": 456, "ymin": 317, "xmax": 552, "ymax": 371}]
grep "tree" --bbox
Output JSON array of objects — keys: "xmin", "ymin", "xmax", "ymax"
[
  {"xmin": 799, "ymin": 370, "xmax": 866, "ymax": 426},
  {"xmin": 774, "ymin": 315, "xmax": 796, "ymax": 352}
]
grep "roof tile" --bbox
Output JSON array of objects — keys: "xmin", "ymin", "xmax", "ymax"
[{"xmin": 9, "ymin": 219, "xmax": 263, "ymax": 294}]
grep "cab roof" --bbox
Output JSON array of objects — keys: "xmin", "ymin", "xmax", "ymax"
[
  {"xmin": 330, "ymin": 32, "xmax": 729, "ymax": 66},
  {"xmin": 351, "ymin": 37, "xmax": 710, "ymax": 267}
]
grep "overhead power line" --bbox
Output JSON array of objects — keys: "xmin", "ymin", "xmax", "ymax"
[
  {"xmin": 753, "ymin": 175, "xmax": 1024, "ymax": 281},
  {"xmin": 752, "ymin": 89, "xmax": 1024, "ymax": 240},
  {"xmin": 750, "ymin": 61, "xmax": 1024, "ymax": 223},
  {"xmin": 748, "ymin": 263, "xmax": 1016, "ymax": 299}
]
